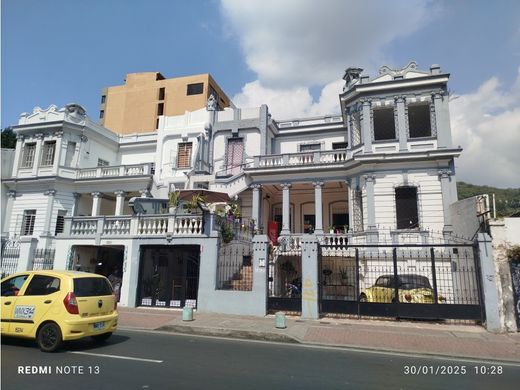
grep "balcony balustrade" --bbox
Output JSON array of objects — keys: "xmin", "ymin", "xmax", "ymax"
[
  {"xmin": 57, "ymin": 163, "xmax": 152, "ymax": 180},
  {"xmin": 250, "ymin": 150, "xmax": 349, "ymax": 170}
]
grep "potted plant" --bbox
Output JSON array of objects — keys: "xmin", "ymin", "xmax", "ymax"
[
  {"xmin": 184, "ymin": 194, "xmax": 206, "ymax": 213},
  {"xmin": 343, "ymin": 225, "xmax": 349, "ymax": 234},
  {"xmin": 168, "ymin": 191, "xmax": 180, "ymax": 213},
  {"xmin": 326, "ymin": 225, "xmax": 335, "ymax": 234}
]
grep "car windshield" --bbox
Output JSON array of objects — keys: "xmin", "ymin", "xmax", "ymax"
[
  {"xmin": 74, "ymin": 277, "xmax": 113, "ymax": 297},
  {"xmin": 398, "ymin": 275, "xmax": 432, "ymax": 289}
]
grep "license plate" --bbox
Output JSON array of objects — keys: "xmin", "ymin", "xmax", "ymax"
[{"xmin": 93, "ymin": 322, "xmax": 105, "ymax": 330}]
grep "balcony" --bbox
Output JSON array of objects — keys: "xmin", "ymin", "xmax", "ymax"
[
  {"xmin": 62, "ymin": 213, "xmax": 208, "ymax": 238},
  {"xmin": 57, "ymin": 163, "xmax": 153, "ymax": 180},
  {"xmin": 248, "ymin": 150, "xmax": 349, "ymax": 170}
]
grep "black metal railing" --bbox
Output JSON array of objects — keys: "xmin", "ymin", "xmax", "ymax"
[
  {"xmin": 1, "ymin": 240, "xmax": 20, "ymax": 278},
  {"xmin": 32, "ymin": 248, "xmax": 55, "ymax": 271},
  {"xmin": 216, "ymin": 241, "xmax": 253, "ymax": 291}
]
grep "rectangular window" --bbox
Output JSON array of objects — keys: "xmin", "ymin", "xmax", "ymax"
[
  {"xmin": 97, "ymin": 158, "xmax": 109, "ymax": 167},
  {"xmin": 373, "ymin": 107, "xmax": 396, "ymax": 141},
  {"xmin": 21, "ymin": 210, "xmax": 36, "ymax": 236},
  {"xmin": 187, "ymin": 83, "xmax": 204, "ymax": 95},
  {"xmin": 176, "ymin": 142, "xmax": 192, "ymax": 168},
  {"xmin": 157, "ymin": 103, "xmax": 164, "ymax": 116},
  {"xmin": 332, "ymin": 142, "xmax": 348, "ymax": 150},
  {"xmin": 158, "ymin": 87, "xmax": 165, "ymax": 100},
  {"xmin": 40, "ymin": 141, "xmax": 56, "ymax": 166},
  {"xmin": 101, "ymin": 95, "xmax": 106, "ymax": 104},
  {"xmin": 299, "ymin": 143, "xmax": 321, "ymax": 152},
  {"xmin": 226, "ymin": 138, "xmax": 244, "ymax": 175},
  {"xmin": 408, "ymin": 104, "xmax": 432, "ymax": 138},
  {"xmin": 395, "ymin": 186, "xmax": 419, "ymax": 229},
  {"xmin": 99, "ymin": 110, "xmax": 104, "ymax": 119},
  {"xmin": 55, "ymin": 210, "xmax": 67, "ymax": 235},
  {"xmin": 25, "ymin": 275, "xmax": 60, "ymax": 296},
  {"xmin": 21, "ymin": 143, "xmax": 36, "ymax": 168}
]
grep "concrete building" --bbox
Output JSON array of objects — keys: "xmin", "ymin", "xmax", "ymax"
[
  {"xmin": 100, "ymin": 72, "xmax": 233, "ymax": 134},
  {"xmin": 1, "ymin": 62, "xmax": 500, "ymax": 329}
]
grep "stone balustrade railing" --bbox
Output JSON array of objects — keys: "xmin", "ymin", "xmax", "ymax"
[
  {"xmin": 65, "ymin": 163, "xmax": 152, "ymax": 180},
  {"xmin": 252, "ymin": 149, "xmax": 350, "ymax": 169}
]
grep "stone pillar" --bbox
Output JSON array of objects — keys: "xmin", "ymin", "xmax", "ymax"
[
  {"xmin": 346, "ymin": 179, "xmax": 354, "ymax": 233},
  {"xmin": 346, "ymin": 111, "xmax": 352, "ymax": 151},
  {"xmin": 252, "ymin": 234, "xmax": 269, "ymax": 314},
  {"xmin": 119, "ymin": 241, "xmax": 141, "ymax": 308},
  {"xmin": 477, "ymin": 233, "xmax": 502, "ymax": 332},
  {"xmin": 194, "ymin": 237, "xmax": 220, "ymax": 311},
  {"xmin": 91, "ymin": 192, "xmax": 103, "ymax": 216},
  {"xmin": 433, "ymin": 91, "xmax": 453, "ymax": 149},
  {"xmin": 41, "ymin": 190, "xmax": 57, "ymax": 236},
  {"xmin": 11, "ymin": 135, "xmax": 24, "ymax": 174},
  {"xmin": 361, "ymin": 99, "xmax": 372, "ymax": 153},
  {"xmin": 16, "ymin": 237, "xmax": 38, "ymax": 272},
  {"xmin": 395, "ymin": 96, "xmax": 408, "ymax": 151},
  {"xmin": 3, "ymin": 190, "xmax": 16, "ymax": 235},
  {"xmin": 251, "ymin": 184, "xmax": 262, "ymax": 230},
  {"xmin": 438, "ymin": 169, "xmax": 453, "ymax": 232},
  {"xmin": 114, "ymin": 190, "xmax": 126, "ymax": 216},
  {"xmin": 51, "ymin": 131, "xmax": 64, "ymax": 175},
  {"xmin": 301, "ymin": 236, "xmax": 319, "ymax": 319},
  {"xmin": 71, "ymin": 193, "xmax": 81, "ymax": 216},
  {"xmin": 312, "ymin": 181, "xmax": 324, "ymax": 234},
  {"xmin": 364, "ymin": 174, "xmax": 376, "ymax": 229},
  {"xmin": 31, "ymin": 133, "xmax": 44, "ymax": 176},
  {"xmin": 280, "ymin": 183, "xmax": 292, "ymax": 235}
]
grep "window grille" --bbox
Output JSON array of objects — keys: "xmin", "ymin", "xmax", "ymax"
[
  {"xmin": 408, "ymin": 104, "xmax": 432, "ymax": 138},
  {"xmin": 41, "ymin": 141, "xmax": 56, "ymax": 166},
  {"xmin": 299, "ymin": 143, "xmax": 321, "ymax": 152},
  {"xmin": 21, "ymin": 143, "xmax": 36, "ymax": 168},
  {"xmin": 351, "ymin": 112, "xmax": 361, "ymax": 146},
  {"xmin": 21, "ymin": 210, "xmax": 36, "ymax": 236},
  {"xmin": 373, "ymin": 107, "xmax": 396, "ymax": 141},
  {"xmin": 97, "ymin": 158, "xmax": 109, "ymax": 167},
  {"xmin": 177, "ymin": 142, "xmax": 192, "ymax": 169},
  {"xmin": 55, "ymin": 211, "xmax": 67, "ymax": 235}
]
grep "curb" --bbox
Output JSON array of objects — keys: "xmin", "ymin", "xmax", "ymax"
[{"xmin": 156, "ymin": 324, "xmax": 300, "ymax": 344}]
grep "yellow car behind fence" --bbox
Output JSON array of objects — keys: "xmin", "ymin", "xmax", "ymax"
[
  {"xmin": 1, "ymin": 270, "xmax": 118, "ymax": 352},
  {"xmin": 359, "ymin": 274, "xmax": 446, "ymax": 304}
]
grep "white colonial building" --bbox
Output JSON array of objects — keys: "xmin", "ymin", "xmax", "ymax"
[{"xmin": 3, "ymin": 62, "xmax": 485, "ymax": 322}]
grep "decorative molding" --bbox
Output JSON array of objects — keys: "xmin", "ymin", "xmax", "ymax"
[
  {"xmin": 280, "ymin": 183, "xmax": 292, "ymax": 190},
  {"xmin": 73, "ymin": 192, "xmax": 81, "ymax": 199},
  {"xmin": 7, "ymin": 190, "xmax": 17, "ymax": 199},
  {"xmin": 378, "ymin": 61, "xmax": 418, "ymax": 78},
  {"xmin": 16, "ymin": 134, "xmax": 24, "ymax": 141},
  {"xmin": 91, "ymin": 191, "xmax": 103, "ymax": 198},
  {"xmin": 44, "ymin": 190, "xmax": 57, "ymax": 197},
  {"xmin": 114, "ymin": 190, "xmax": 127, "ymax": 197},
  {"xmin": 312, "ymin": 181, "xmax": 324, "ymax": 188},
  {"xmin": 250, "ymin": 184, "xmax": 262, "ymax": 190},
  {"xmin": 35, "ymin": 133, "xmax": 45, "ymax": 140},
  {"xmin": 80, "ymin": 135, "xmax": 88, "ymax": 143},
  {"xmin": 363, "ymin": 174, "xmax": 376, "ymax": 183},
  {"xmin": 438, "ymin": 169, "xmax": 452, "ymax": 179}
]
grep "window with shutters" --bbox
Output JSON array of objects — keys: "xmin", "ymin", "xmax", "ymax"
[
  {"xmin": 226, "ymin": 138, "xmax": 244, "ymax": 175},
  {"xmin": 176, "ymin": 142, "xmax": 192, "ymax": 169},
  {"xmin": 55, "ymin": 210, "xmax": 67, "ymax": 235},
  {"xmin": 21, "ymin": 143, "xmax": 36, "ymax": 168},
  {"xmin": 41, "ymin": 141, "xmax": 56, "ymax": 166},
  {"xmin": 21, "ymin": 210, "xmax": 36, "ymax": 236}
]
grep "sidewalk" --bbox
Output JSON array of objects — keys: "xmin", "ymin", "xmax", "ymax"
[{"xmin": 117, "ymin": 307, "xmax": 520, "ymax": 363}]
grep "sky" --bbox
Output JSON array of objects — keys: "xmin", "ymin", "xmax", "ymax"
[{"xmin": 1, "ymin": 0, "xmax": 519, "ymax": 188}]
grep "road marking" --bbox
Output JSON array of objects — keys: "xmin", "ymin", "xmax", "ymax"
[
  {"xmin": 118, "ymin": 328, "xmax": 520, "ymax": 367},
  {"xmin": 68, "ymin": 351, "xmax": 163, "ymax": 363}
]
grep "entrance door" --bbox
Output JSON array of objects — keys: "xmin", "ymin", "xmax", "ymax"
[{"xmin": 138, "ymin": 245, "xmax": 200, "ymax": 308}]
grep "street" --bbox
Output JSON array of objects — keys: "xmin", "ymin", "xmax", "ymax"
[{"xmin": 2, "ymin": 329, "xmax": 519, "ymax": 389}]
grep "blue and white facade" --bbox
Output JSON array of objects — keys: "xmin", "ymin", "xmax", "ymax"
[{"xmin": 1, "ymin": 62, "xmax": 463, "ymax": 315}]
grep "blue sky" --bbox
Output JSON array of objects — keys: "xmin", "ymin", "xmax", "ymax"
[{"xmin": 2, "ymin": 0, "xmax": 519, "ymax": 187}]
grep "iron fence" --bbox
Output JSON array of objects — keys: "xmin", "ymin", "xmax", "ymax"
[
  {"xmin": 32, "ymin": 248, "xmax": 55, "ymax": 270},
  {"xmin": 1, "ymin": 240, "xmax": 20, "ymax": 278},
  {"xmin": 215, "ymin": 215, "xmax": 255, "ymax": 243},
  {"xmin": 216, "ymin": 240, "xmax": 253, "ymax": 291}
]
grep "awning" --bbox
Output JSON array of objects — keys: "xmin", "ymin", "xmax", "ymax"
[{"xmin": 177, "ymin": 189, "xmax": 231, "ymax": 203}]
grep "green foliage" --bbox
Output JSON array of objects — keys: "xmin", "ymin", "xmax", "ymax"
[
  {"xmin": 168, "ymin": 191, "xmax": 180, "ymax": 208},
  {"xmin": 457, "ymin": 181, "xmax": 520, "ymax": 218},
  {"xmin": 507, "ymin": 246, "xmax": 520, "ymax": 263},
  {"xmin": 1, "ymin": 128, "xmax": 16, "ymax": 149},
  {"xmin": 221, "ymin": 223, "xmax": 234, "ymax": 243}
]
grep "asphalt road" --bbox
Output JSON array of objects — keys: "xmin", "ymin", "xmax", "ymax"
[{"xmin": 2, "ymin": 329, "xmax": 519, "ymax": 390}]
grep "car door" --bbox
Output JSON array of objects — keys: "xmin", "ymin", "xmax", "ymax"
[
  {"xmin": 1, "ymin": 274, "xmax": 30, "ymax": 335},
  {"xmin": 12, "ymin": 274, "xmax": 62, "ymax": 337}
]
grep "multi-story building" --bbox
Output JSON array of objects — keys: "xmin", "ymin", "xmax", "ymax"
[
  {"xmin": 99, "ymin": 72, "xmax": 233, "ymax": 134},
  {"xmin": 2, "ymin": 62, "xmax": 487, "ymax": 322}
]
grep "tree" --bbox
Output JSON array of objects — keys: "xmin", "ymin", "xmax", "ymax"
[{"xmin": 1, "ymin": 128, "xmax": 16, "ymax": 149}]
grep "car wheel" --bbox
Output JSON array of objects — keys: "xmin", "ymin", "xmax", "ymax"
[
  {"xmin": 37, "ymin": 322, "xmax": 62, "ymax": 352},
  {"xmin": 359, "ymin": 294, "xmax": 368, "ymax": 302},
  {"xmin": 92, "ymin": 332, "xmax": 112, "ymax": 343}
]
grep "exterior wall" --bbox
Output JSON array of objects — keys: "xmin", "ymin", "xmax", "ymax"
[
  {"xmin": 1, "ymin": 149, "xmax": 15, "ymax": 216},
  {"xmin": 8, "ymin": 192, "xmax": 49, "ymax": 237},
  {"xmin": 450, "ymin": 197, "xmax": 480, "ymax": 240},
  {"xmin": 101, "ymin": 72, "xmax": 232, "ymax": 135},
  {"xmin": 275, "ymin": 132, "xmax": 346, "ymax": 154}
]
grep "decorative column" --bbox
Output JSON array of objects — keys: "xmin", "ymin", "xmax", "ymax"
[
  {"xmin": 32, "ymin": 133, "xmax": 45, "ymax": 176},
  {"xmin": 346, "ymin": 179, "xmax": 354, "ymax": 233},
  {"xmin": 364, "ymin": 174, "xmax": 377, "ymax": 230},
  {"xmin": 346, "ymin": 110, "xmax": 352, "ymax": 151},
  {"xmin": 71, "ymin": 193, "xmax": 81, "ymax": 216},
  {"xmin": 91, "ymin": 192, "xmax": 103, "ymax": 216},
  {"xmin": 3, "ymin": 190, "xmax": 16, "ymax": 235},
  {"xmin": 51, "ymin": 131, "xmax": 64, "ymax": 175},
  {"xmin": 438, "ymin": 169, "xmax": 453, "ymax": 233},
  {"xmin": 250, "ymin": 184, "xmax": 262, "ymax": 230},
  {"xmin": 114, "ymin": 191, "xmax": 127, "ymax": 216},
  {"xmin": 395, "ymin": 96, "xmax": 408, "ymax": 151},
  {"xmin": 361, "ymin": 99, "xmax": 372, "ymax": 153},
  {"xmin": 312, "ymin": 181, "xmax": 324, "ymax": 234},
  {"xmin": 11, "ymin": 135, "xmax": 24, "ymax": 174},
  {"xmin": 280, "ymin": 183, "xmax": 292, "ymax": 235},
  {"xmin": 433, "ymin": 91, "xmax": 453, "ymax": 149},
  {"xmin": 41, "ymin": 190, "xmax": 57, "ymax": 236}
]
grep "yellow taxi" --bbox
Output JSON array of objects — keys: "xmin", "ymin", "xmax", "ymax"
[
  {"xmin": 1, "ymin": 270, "xmax": 118, "ymax": 352},
  {"xmin": 359, "ymin": 274, "xmax": 446, "ymax": 304}
]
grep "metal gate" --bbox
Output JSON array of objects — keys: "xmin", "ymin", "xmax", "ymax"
[
  {"xmin": 1, "ymin": 239, "xmax": 20, "ymax": 278},
  {"xmin": 32, "ymin": 248, "xmax": 55, "ymax": 270},
  {"xmin": 318, "ymin": 243, "xmax": 484, "ymax": 321},
  {"xmin": 267, "ymin": 237, "xmax": 302, "ymax": 312}
]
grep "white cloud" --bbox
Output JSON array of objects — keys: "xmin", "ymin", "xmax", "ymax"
[
  {"xmin": 451, "ymin": 68, "xmax": 520, "ymax": 188},
  {"xmin": 220, "ymin": 0, "xmax": 433, "ymax": 88}
]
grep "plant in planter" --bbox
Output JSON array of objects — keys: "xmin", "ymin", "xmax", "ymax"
[
  {"xmin": 168, "ymin": 191, "xmax": 180, "ymax": 213},
  {"xmin": 221, "ymin": 223, "xmax": 234, "ymax": 243},
  {"xmin": 184, "ymin": 194, "xmax": 206, "ymax": 213},
  {"xmin": 326, "ymin": 225, "xmax": 335, "ymax": 234},
  {"xmin": 342, "ymin": 225, "xmax": 349, "ymax": 234}
]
